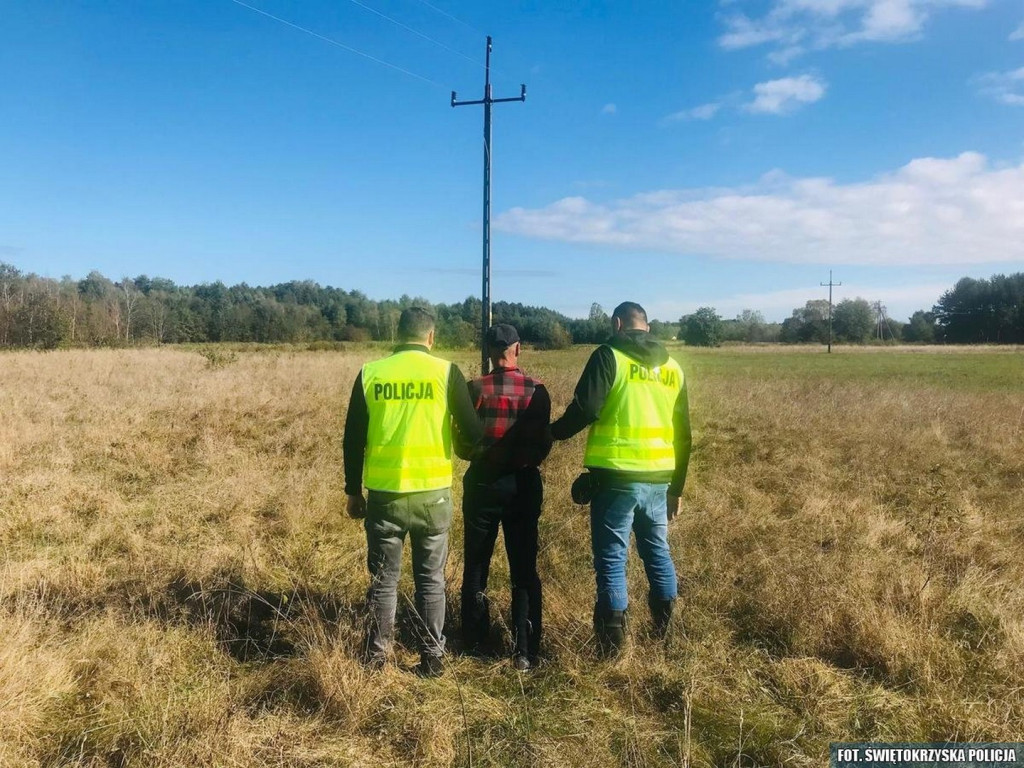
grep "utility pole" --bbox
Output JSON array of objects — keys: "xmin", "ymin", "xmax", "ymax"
[
  {"xmin": 451, "ymin": 36, "xmax": 526, "ymax": 375},
  {"xmin": 820, "ymin": 270, "xmax": 841, "ymax": 353},
  {"xmin": 874, "ymin": 301, "xmax": 895, "ymax": 342}
]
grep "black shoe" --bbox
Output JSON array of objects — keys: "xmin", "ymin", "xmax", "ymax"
[
  {"xmin": 594, "ymin": 607, "xmax": 627, "ymax": 658},
  {"xmin": 512, "ymin": 654, "xmax": 532, "ymax": 672},
  {"xmin": 462, "ymin": 639, "xmax": 496, "ymax": 659},
  {"xmin": 649, "ymin": 596, "xmax": 676, "ymax": 639},
  {"xmin": 415, "ymin": 654, "xmax": 444, "ymax": 678}
]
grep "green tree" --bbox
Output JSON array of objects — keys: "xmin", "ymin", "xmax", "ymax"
[
  {"xmin": 832, "ymin": 298, "xmax": 874, "ymax": 343},
  {"xmin": 903, "ymin": 310, "xmax": 937, "ymax": 343},
  {"xmin": 436, "ymin": 317, "xmax": 477, "ymax": 349},
  {"xmin": 568, "ymin": 302, "xmax": 611, "ymax": 343},
  {"xmin": 721, "ymin": 309, "xmax": 774, "ymax": 343},
  {"xmin": 935, "ymin": 273, "xmax": 1024, "ymax": 344},
  {"xmin": 534, "ymin": 320, "xmax": 573, "ymax": 349},
  {"xmin": 681, "ymin": 307, "xmax": 722, "ymax": 347},
  {"xmin": 0, "ymin": 262, "xmax": 24, "ymax": 346},
  {"xmin": 12, "ymin": 284, "xmax": 68, "ymax": 349},
  {"xmin": 435, "ymin": 303, "xmax": 478, "ymax": 348},
  {"xmin": 780, "ymin": 300, "xmax": 830, "ymax": 344},
  {"xmin": 647, "ymin": 319, "xmax": 677, "ymax": 340}
]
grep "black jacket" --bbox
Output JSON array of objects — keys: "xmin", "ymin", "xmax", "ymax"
[{"xmin": 550, "ymin": 330, "xmax": 692, "ymax": 495}]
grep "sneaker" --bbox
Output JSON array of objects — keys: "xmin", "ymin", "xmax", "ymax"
[
  {"xmin": 512, "ymin": 654, "xmax": 532, "ymax": 672},
  {"xmin": 415, "ymin": 655, "xmax": 444, "ymax": 678}
]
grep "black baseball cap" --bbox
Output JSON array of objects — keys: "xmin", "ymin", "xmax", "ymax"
[{"xmin": 485, "ymin": 323, "xmax": 520, "ymax": 348}]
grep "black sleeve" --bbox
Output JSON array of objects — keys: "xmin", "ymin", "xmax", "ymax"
[
  {"xmin": 668, "ymin": 379, "xmax": 692, "ymax": 497},
  {"xmin": 343, "ymin": 371, "xmax": 368, "ymax": 496},
  {"xmin": 448, "ymin": 364, "xmax": 484, "ymax": 460},
  {"xmin": 550, "ymin": 345, "xmax": 616, "ymax": 440},
  {"xmin": 452, "ymin": 376, "xmax": 479, "ymax": 460},
  {"xmin": 518, "ymin": 383, "xmax": 553, "ymax": 467}
]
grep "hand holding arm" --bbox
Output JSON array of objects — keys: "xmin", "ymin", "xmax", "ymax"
[
  {"xmin": 667, "ymin": 494, "xmax": 681, "ymax": 521},
  {"xmin": 449, "ymin": 364, "xmax": 484, "ymax": 460},
  {"xmin": 343, "ymin": 371, "xmax": 368, "ymax": 497},
  {"xmin": 668, "ymin": 378, "xmax": 691, "ymax": 501},
  {"xmin": 347, "ymin": 494, "xmax": 367, "ymax": 519}
]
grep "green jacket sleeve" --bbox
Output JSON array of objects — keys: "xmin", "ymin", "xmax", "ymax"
[
  {"xmin": 448, "ymin": 363, "xmax": 484, "ymax": 460},
  {"xmin": 550, "ymin": 345, "xmax": 616, "ymax": 440},
  {"xmin": 668, "ymin": 379, "xmax": 691, "ymax": 496},
  {"xmin": 343, "ymin": 371, "xmax": 368, "ymax": 496}
]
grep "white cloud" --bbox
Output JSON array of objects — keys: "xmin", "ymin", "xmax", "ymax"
[
  {"xmin": 663, "ymin": 102, "xmax": 723, "ymax": 122},
  {"xmin": 719, "ymin": 0, "xmax": 988, "ymax": 59},
  {"xmin": 1010, "ymin": 21, "xmax": 1024, "ymax": 40},
  {"xmin": 662, "ymin": 78, "xmax": 823, "ymax": 124},
  {"xmin": 602, "ymin": 103, "xmax": 617, "ymax": 115},
  {"xmin": 745, "ymin": 75, "xmax": 827, "ymax": 113},
  {"xmin": 976, "ymin": 67, "xmax": 1024, "ymax": 106},
  {"xmin": 495, "ymin": 151, "xmax": 1024, "ymax": 266},
  {"xmin": 719, "ymin": 15, "xmax": 798, "ymax": 50},
  {"xmin": 767, "ymin": 45, "xmax": 806, "ymax": 65}
]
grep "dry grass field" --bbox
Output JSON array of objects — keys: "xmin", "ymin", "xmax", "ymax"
[{"xmin": 1, "ymin": 344, "xmax": 1022, "ymax": 767}]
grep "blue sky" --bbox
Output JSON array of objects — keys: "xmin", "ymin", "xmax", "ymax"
[{"xmin": 1, "ymin": 0, "xmax": 1021, "ymax": 322}]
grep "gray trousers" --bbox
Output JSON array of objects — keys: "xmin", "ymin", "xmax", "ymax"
[{"xmin": 364, "ymin": 487, "xmax": 453, "ymax": 661}]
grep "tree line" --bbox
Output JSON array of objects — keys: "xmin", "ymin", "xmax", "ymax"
[
  {"xmin": 0, "ymin": 264, "xmax": 673, "ymax": 350},
  {"xmin": 1, "ymin": 263, "xmax": 1021, "ymax": 350},
  {"xmin": 679, "ymin": 273, "xmax": 1024, "ymax": 347}
]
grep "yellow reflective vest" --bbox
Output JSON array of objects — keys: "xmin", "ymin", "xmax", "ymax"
[
  {"xmin": 584, "ymin": 347, "xmax": 684, "ymax": 473},
  {"xmin": 361, "ymin": 350, "xmax": 453, "ymax": 493}
]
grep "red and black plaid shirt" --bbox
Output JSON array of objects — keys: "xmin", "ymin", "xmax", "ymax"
[{"xmin": 466, "ymin": 366, "xmax": 552, "ymax": 477}]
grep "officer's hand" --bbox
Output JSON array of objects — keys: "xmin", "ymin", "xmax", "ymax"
[
  {"xmin": 347, "ymin": 494, "xmax": 367, "ymax": 519},
  {"xmin": 667, "ymin": 494, "xmax": 681, "ymax": 521}
]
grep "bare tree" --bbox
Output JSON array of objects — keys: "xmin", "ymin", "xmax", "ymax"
[
  {"xmin": 0, "ymin": 263, "xmax": 22, "ymax": 345},
  {"xmin": 151, "ymin": 299, "xmax": 169, "ymax": 344},
  {"xmin": 119, "ymin": 278, "xmax": 140, "ymax": 342}
]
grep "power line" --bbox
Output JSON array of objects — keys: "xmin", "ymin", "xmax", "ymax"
[
  {"xmin": 411, "ymin": 0, "xmax": 485, "ymax": 37},
  {"xmin": 228, "ymin": 0, "xmax": 443, "ymax": 88},
  {"xmin": 407, "ymin": 0, "xmax": 513, "ymax": 81},
  {"xmin": 340, "ymin": 0, "xmax": 485, "ymax": 70}
]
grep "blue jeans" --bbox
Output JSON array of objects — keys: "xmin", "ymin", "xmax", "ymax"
[{"xmin": 590, "ymin": 480, "xmax": 677, "ymax": 612}]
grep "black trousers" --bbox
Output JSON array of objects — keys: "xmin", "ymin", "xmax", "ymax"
[{"xmin": 460, "ymin": 466, "xmax": 543, "ymax": 658}]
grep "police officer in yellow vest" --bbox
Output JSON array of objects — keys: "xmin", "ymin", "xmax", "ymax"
[
  {"xmin": 344, "ymin": 307, "xmax": 483, "ymax": 677},
  {"xmin": 551, "ymin": 301, "xmax": 692, "ymax": 655}
]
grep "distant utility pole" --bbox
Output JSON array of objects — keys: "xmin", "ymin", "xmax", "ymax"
[
  {"xmin": 873, "ymin": 301, "xmax": 895, "ymax": 341},
  {"xmin": 820, "ymin": 270, "xmax": 842, "ymax": 353},
  {"xmin": 451, "ymin": 36, "xmax": 526, "ymax": 375}
]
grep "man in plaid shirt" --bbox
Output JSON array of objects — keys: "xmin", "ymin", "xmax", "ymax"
[{"xmin": 458, "ymin": 323, "xmax": 552, "ymax": 671}]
